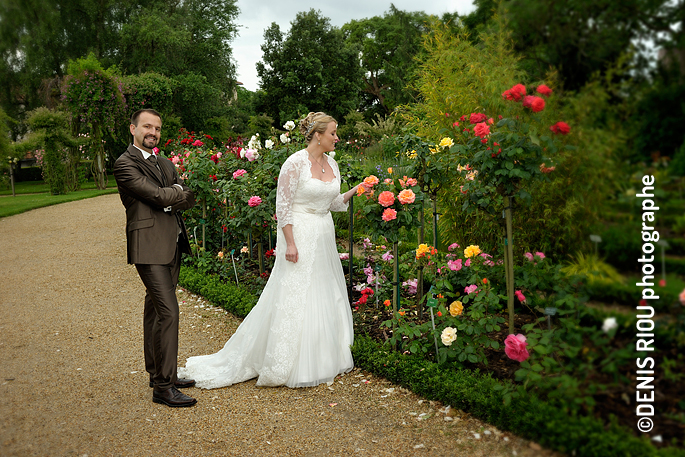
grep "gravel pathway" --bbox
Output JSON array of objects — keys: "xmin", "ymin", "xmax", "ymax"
[{"xmin": 0, "ymin": 194, "xmax": 562, "ymax": 457}]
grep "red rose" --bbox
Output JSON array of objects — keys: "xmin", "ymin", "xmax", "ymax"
[
  {"xmin": 469, "ymin": 113, "xmax": 487, "ymax": 124},
  {"xmin": 473, "ymin": 122, "xmax": 490, "ymax": 138},
  {"xmin": 503, "ymin": 84, "xmax": 526, "ymax": 101},
  {"xmin": 536, "ymin": 84, "xmax": 553, "ymax": 97},
  {"xmin": 523, "ymin": 95, "xmax": 545, "ymax": 113},
  {"xmin": 550, "ymin": 121, "xmax": 571, "ymax": 135}
]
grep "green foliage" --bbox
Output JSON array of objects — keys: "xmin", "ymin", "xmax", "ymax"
[
  {"xmin": 123, "ymin": 72, "xmax": 176, "ymax": 118},
  {"xmin": 352, "ymin": 336, "xmax": 681, "ymax": 457},
  {"xmin": 23, "ymin": 108, "xmax": 77, "ymax": 195},
  {"xmin": 172, "ymin": 72, "xmax": 226, "ymax": 133},
  {"xmin": 178, "ymin": 265, "xmax": 258, "ymax": 318},
  {"xmin": 256, "ymin": 9, "xmax": 363, "ymax": 126},
  {"xmin": 561, "ymin": 252, "xmax": 624, "ymax": 285},
  {"xmin": 61, "ymin": 59, "xmax": 126, "ymax": 189},
  {"xmin": 402, "ymin": 20, "xmax": 523, "ymax": 140}
]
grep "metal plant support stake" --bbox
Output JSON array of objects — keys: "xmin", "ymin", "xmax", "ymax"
[
  {"xmin": 202, "ymin": 198, "xmax": 207, "ymax": 250},
  {"xmin": 504, "ymin": 197, "xmax": 515, "ymax": 334},
  {"xmin": 393, "ymin": 242, "xmax": 400, "ymax": 312},
  {"xmin": 349, "ymin": 196, "xmax": 354, "ymax": 295},
  {"xmin": 230, "ymin": 249, "xmax": 239, "ymax": 285},
  {"xmin": 417, "ymin": 202, "xmax": 425, "ymax": 319},
  {"xmin": 426, "ymin": 285, "xmax": 440, "ymax": 363}
]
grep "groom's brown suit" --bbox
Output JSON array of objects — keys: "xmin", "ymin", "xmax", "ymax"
[{"xmin": 113, "ymin": 144, "xmax": 195, "ymax": 391}]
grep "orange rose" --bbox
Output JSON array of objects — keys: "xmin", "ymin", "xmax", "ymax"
[
  {"xmin": 378, "ymin": 191, "xmax": 395, "ymax": 207},
  {"xmin": 398, "ymin": 189, "xmax": 416, "ymax": 205},
  {"xmin": 356, "ymin": 185, "xmax": 366, "ymax": 196},
  {"xmin": 363, "ymin": 175, "xmax": 379, "ymax": 187}
]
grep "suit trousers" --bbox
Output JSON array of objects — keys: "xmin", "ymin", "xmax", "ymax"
[{"xmin": 135, "ymin": 243, "xmax": 181, "ymax": 391}]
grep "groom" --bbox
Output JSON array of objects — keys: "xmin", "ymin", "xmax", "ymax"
[{"xmin": 113, "ymin": 109, "xmax": 197, "ymax": 407}]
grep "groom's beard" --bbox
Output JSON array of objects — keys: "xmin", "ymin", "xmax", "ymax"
[{"xmin": 143, "ymin": 136, "xmax": 159, "ymax": 149}]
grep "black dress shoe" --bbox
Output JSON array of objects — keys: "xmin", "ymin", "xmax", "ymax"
[
  {"xmin": 152, "ymin": 386, "xmax": 197, "ymax": 407},
  {"xmin": 149, "ymin": 378, "xmax": 196, "ymax": 388}
]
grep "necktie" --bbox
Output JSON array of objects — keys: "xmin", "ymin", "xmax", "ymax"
[{"xmin": 148, "ymin": 154, "xmax": 167, "ymax": 185}]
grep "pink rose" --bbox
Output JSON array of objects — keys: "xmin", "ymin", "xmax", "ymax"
[
  {"xmin": 679, "ymin": 289, "xmax": 685, "ymax": 306},
  {"xmin": 464, "ymin": 284, "xmax": 478, "ymax": 295},
  {"xmin": 216, "ymin": 152, "xmax": 223, "ymax": 158},
  {"xmin": 524, "ymin": 252, "xmax": 534, "ymax": 262},
  {"xmin": 448, "ymin": 243, "xmax": 460, "ymax": 251},
  {"xmin": 192, "ymin": 140, "xmax": 204, "ymax": 147},
  {"xmin": 534, "ymin": 252, "xmax": 546, "ymax": 259},
  {"xmin": 171, "ymin": 156, "xmax": 180, "ymax": 165},
  {"xmin": 152, "ymin": 147, "xmax": 160, "ymax": 155},
  {"xmin": 382, "ymin": 251, "xmax": 394, "ymax": 262},
  {"xmin": 504, "ymin": 334, "xmax": 530, "ymax": 362},
  {"xmin": 339, "ymin": 253, "xmax": 350, "ymax": 260},
  {"xmin": 245, "ymin": 149, "xmax": 258, "ymax": 162},
  {"xmin": 515, "ymin": 290, "xmax": 526, "ymax": 303},
  {"xmin": 465, "ymin": 258, "xmax": 471, "ymax": 267},
  {"xmin": 378, "ymin": 191, "xmax": 396, "ymax": 207},
  {"xmin": 447, "ymin": 259, "xmax": 462, "ymax": 271},
  {"xmin": 382, "ymin": 208, "xmax": 397, "ymax": 222},
  {"xmin": 248, "ymin": 196, "xmax": 262, "ymax": 207},
  {"xmin": 233, "ymin": 169, "xmax": 247, "ymax": 179}
]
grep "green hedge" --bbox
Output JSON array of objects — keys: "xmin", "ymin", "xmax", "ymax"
[
  {"xmin": 586, "ymin": 281, "xmax": 678, "ymax": 313},
  {"xmin": 178, "ymin": 265, "xmax": 258, "ymax": 318},
  {"xmin": 351, "ymin": 336, "xmax": 684, "ymax": 457}
]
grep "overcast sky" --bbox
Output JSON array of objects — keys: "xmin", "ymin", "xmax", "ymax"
[{"xmin": 231, "ymin": 0, "xmax": 477, "ymax": 91}]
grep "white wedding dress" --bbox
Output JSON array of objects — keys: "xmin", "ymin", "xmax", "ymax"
[{"xmin": 178, "ymin": 149, "xmax": 354, "ymax": 388}]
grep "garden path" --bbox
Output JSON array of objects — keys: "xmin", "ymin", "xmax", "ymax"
[{"xmin": 0, "ymin": 194, "xmax": 562, "ymax": 457}]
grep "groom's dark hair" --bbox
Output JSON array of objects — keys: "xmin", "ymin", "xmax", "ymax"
[{"xmin": 131, "ymin": 109, "xmax": 162, "ymax": 126}]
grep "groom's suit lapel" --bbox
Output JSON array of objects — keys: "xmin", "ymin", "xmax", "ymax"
[{"xmin": 127, "ymin": 144, "xmax": 164, "ymax": 185}]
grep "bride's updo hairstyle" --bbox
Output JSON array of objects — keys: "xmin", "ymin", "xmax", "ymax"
[{"xmin": 299, "ymin": 112, "xmax": 336, "ymax": 142}]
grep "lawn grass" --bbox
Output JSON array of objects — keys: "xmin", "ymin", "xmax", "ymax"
[
  {"xmin": 0, "ymin": 185, "xmax": 119, "ymax": 218},
  {"xmin": 0, "ymin": 175, "xmax": 117, "ymax": 195}
]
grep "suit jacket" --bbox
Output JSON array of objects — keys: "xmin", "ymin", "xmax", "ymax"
[{"xmin": 113, "ymin": 144, "xmax": 195, "ymax": 265}]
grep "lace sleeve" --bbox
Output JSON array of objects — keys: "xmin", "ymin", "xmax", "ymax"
[
  {"xmin": 328, "ymin": 156, "xmax": 349, "ymax": 213},
  {"xmin": 276, "ymin": 155, "xmax": 301, "ymax": 228}
]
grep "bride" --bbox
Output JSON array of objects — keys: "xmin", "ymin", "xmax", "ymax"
[{"xmin": 178, "ymin": 112, "xmax": 368, "ymax": 388}]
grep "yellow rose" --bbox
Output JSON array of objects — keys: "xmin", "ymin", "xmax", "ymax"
[
  {"xmin": 416, "ymin": 243, "xmax": 430, "ymax": 259},
  {"xmin": 439, "ymin": 137, "xmax": 454, "ymax": 148},
  {"xmin": 449, "ymin": 301, "xmax": 463, "ymax": 317},
  {"xmin": 464, "ymin": 245, "xmax": 481, "ymax": 258}
]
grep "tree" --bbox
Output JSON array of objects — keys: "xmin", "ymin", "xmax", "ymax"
[
  {"xmin": 256, "ymin": 9, "xmax": 362, "ymax": 126},
  {"xmin": 342, "ymin": 5, "xmax": 430, "ymax": 116},
  {"xmin": 61, "ymin": 54, "xmax": 126, "ymax": 189}
]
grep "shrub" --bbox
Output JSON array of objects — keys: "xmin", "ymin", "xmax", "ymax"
[{"xmin": 178, "ymin": 265, "xmax": 257, "ymax": 318}]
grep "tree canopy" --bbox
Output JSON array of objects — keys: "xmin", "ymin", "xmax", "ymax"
[
  {"xmin": 256, "ymin": 9, "xmax": 362, "ymax": 126},
  {"xmin": 342, "ymin": 5, "xmax": 430, "ymax": 116}
]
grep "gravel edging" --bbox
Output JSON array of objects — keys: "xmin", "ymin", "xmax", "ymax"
[{"xmin": 0, "ymin": 194, "xmax": 562, "ymax": 456}]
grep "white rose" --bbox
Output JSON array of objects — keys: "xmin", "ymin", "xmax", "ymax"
[
  {"xmin": 283, "ymin": 121, "xmax": 295, "ymax": 131},
  {"xmin": 280, "ymin": 133, "xmax": 291, "ymax": 144},
  {"xmin": 441, "ymin": 327, "xmax": 457, "ymax": 346},
  {"xmin": 328, "ymin": 151, "xmax": 335, "ymax": 159},
  {"xmin": 265, "ymin": 139, "xmax": 274, "ymax": 149},
  {"xmin": 602, "ymin": 317, "xmax": 618, "ymax": 333}
]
